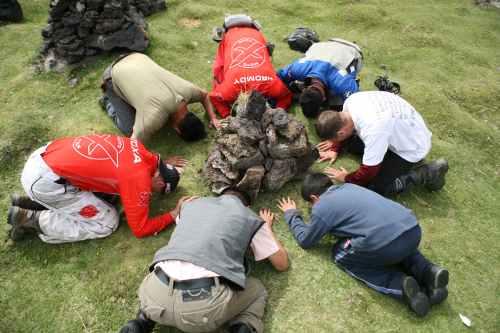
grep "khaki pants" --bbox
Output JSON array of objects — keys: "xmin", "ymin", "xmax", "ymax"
[{"xmin": 138, "ymin": 271, "xmax": 267, "ymax": 333}]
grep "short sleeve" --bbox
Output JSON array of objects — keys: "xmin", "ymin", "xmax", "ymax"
[{"xmin": 250, "ymin": 223, "xmax": 280, "ymax": 261}]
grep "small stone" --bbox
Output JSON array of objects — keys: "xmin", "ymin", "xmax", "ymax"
[{"xmin": 68, "ymin": 77, "xmax": 79, "ymax": 87}]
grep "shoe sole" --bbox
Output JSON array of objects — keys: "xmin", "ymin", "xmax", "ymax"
[
  {"xmin": 403, "ymin": 276, "xmax": 430, "ymax": 317},
  {"xmin": 428, "ymin": 287, "xmax": 448, "ymax": 306}
]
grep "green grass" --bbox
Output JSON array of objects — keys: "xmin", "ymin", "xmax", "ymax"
[{"xmin": 1, "ymin": 0, "xmax": 500, "ymax": 332}]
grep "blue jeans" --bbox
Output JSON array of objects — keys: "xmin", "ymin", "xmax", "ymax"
[
  {"xmin": 332, "ymin": 225, "xmax": 431, "ymax": 299},
  {"xmin": 102, "ymin": 80, "xmax": 136, "ymax": 137}
]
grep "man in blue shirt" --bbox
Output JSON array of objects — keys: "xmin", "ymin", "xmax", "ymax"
[
  {"xmin": 276, "ymin": 173, "xmax": 449, "ymax": 317},
  {"xmin": 277, "ymin": 39, "xmax": 362, "ymax": 118}
]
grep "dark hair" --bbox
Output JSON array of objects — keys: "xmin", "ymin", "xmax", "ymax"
[
  {"xmin": 301, "ymin": 173, "xmax": 333, "ymax": 202},
  {"xmin": 299, "ymin": 87, "xmax": 323, "ymax": 118},
  {"xmin": 222, "ymin": 189, "xmax": 251, "ymax": 206},
  {"xmin": 315, "ymin": 110, "xmax": 345, "ymax": 140},
  {"xmin": 178, "ymin": 112, "xmax": 207, "ymax": 142}
]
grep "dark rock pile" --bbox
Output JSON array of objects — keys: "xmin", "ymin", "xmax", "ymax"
[
  {"xmin": 204, "ymin": 91, "xmax": 319, "ymax": 202},
  {"xmin": 39, "ymin": 0, "xmax": 166, "ymax": 71}
]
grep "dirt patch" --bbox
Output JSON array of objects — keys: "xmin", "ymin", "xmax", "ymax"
[{"xmin": 178, "ymin": 18, "xmax": 202, "ymax": 28}]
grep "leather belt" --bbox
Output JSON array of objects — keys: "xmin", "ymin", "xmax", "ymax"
[{"xmin": 154, "ymin": 266, "xmax": 216, "ymax": 290}]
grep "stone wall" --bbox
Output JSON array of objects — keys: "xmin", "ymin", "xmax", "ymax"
[
  {"xmin": 39, "ymin": 0, "xmax": 166, "ymax": 71},
  {"xmin": 204, "ymin": 91, "xmax": 319, "ymax": 202}
]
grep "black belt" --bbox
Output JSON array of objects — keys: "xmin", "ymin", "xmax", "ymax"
[{"xmin": 154, "ymin": 266, "xmax": 216, "ymax": 290}]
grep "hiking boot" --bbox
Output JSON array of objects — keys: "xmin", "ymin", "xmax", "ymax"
[
  {"xmin": 410, "ymin": 159, "xmax": 449, "ymax": 191},
  {"xmin": 402, "ymin": 276, "xmax": 430, "ymax": 317},
  {"xmin": 119, "ymin": 311, "xmax": 155, "ymax": 333},
  {"xmin": 98, "ymin": 95, "xmax": 109, "ymax": 111},
  {"xmin": 423, "ymin": 264, "xmax": 449, "ymax": 305},
  {"xmin": 11, "ymin": 194, "xmax": 46, "ymax": 210},
  {"xmin": 7, "ymin": 206, "xmax": 42, "ymax": 241}
]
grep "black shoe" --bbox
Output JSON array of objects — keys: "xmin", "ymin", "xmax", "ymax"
[
  {"xmin": 11, "ymin": 194, "xmax": 47, "ymax": 210},
  {"xmin": 7, "ymin": 206, "xmax": 41, "ymax": 241},
  {"xmin": 119, "ymin": 313, "xmax": 155, "ymax": 333},
  {"xmin": 98, "ymin": 95, "xmax": 109, "ymax": 111},
  {"xmin": 424, "ymin": 159, "xmax": 449, "ymax": 191},
  {"xmin": 427, "ymin": 287, "xmax": 448, "ymax": 306},
  {"xmin": 423, "ymin": 264, "xmax": 449, "ymax": 305},
  {"xmin": 229, "ymin": 322, "xmax": 253, "ymax": 333},
  {"xmin": 402, "ymin": 276, "xmax": 430, "ymax": 317}
]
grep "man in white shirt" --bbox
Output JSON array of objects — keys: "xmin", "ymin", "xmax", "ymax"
[
  {"xmin": 118, "ymin": 190, "xmax": 288, "ymax": 333},
  {"xmin": 316, "ymin": 91, "xmax": 449, "ymax": 196}
]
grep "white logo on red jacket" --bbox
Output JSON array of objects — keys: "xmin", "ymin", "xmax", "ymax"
[
  {"xmin": 72, "ymin": 135, "xmax": 124, "ymax": 168},
  {"xmin": 230, "ymin": 37, "xmax": 266, "ymax": 69}
]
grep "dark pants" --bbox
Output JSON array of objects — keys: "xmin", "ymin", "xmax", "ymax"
[
  {"xmin": 102, "ymin": 80, "xmax": 136, "ymax": 137},
  {"xmin": 343, "ymin": 136, "xmax": 418, "ymax": 196},
  {"xmin": 332, "ymin": 225, "xmax": 431, "ymax": 299}
]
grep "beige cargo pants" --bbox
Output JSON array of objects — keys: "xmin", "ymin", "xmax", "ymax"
[{"xmin": 138, "ymin": 271, "xmax": 267, "ymax": 333}]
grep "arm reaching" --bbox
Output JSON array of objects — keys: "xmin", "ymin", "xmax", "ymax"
[{"xmin": 258, "ymin": 208, "xmax": 289, "ymax": 272}]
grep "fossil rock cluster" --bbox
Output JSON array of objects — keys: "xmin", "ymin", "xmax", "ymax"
[
  {"xmin": 204, "ymin": 91, "xmax": 319, "ymax": 202},
  {"xmin": 39, "ymin": 0, "xmax": 166, "ymax": 71}
]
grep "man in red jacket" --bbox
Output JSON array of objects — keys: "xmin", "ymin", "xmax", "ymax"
[
  {"xmin": 208, "ymin": 15, "xmax": 292, "ymax": 119},
  {"xmin": 7, "ymin": 134, "xmax": 188, "ymax": 243}
]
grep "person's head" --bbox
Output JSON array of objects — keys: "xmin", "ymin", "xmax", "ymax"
[
  {"xmin": 315, "ymin": 110, "xmax": 353, "ymax": 141},
  {"xmin": 151, "ymin": 157, "xmax": 180, "ymax": 195},
  {"xmin": 170, "ymin": 104, "xmax": 207, "ymax": 142},
  {"xmin": 299, "ymin": 87, "xmax": 323, "ymax": 118},
  {"xmin": 301, "ymin": 173, "xmax": 333, "ymax": 203},
  {"xmin": 222, "ymin": 189, "xmax": 251, "ymax": 206}
]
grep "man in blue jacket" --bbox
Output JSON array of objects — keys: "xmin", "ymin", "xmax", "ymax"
[
  {"xmin": 277, "ymin": 39, "xmax": 362, "ymax": 118},
  {"xmin": 276, "ymin": 172, "xmax": 449, "ymax": 317}
]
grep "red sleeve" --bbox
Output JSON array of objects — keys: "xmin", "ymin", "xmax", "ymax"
[
  {"xmin": 345, "ymin": 164, "xmax": 381, "ymax": 186},
  {"xmin": 270, "ymin": 80, "xmax": 293, "ymax": 110},
  {"xmin": 208, "ymin": 83, "xmax": 238, "ymax": 118},
  {"xmin": 119, "ymin": 173, "xmax": 174, "ymax": 238},
  {"xmin": 330, "ymin": 141, "xmax": 343, "ymax": 153}
]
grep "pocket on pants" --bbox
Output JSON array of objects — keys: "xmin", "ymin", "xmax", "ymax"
[{"xmin": 177, "ymin": 297, "xmax": 228, "ymax": 333}]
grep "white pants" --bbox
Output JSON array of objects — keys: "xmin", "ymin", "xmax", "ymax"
[{"xmin": 20, "ymin": 146, "xmax": 119, "ymax": 244}]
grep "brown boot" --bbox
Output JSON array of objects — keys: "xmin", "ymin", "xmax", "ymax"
[
  {"xmin": 7, "ymin": 206, "xmax": 42, "ymax": 241},
  {"xmin": 11, "ymin": 194, "xmax": 47, "ymax": 210}
]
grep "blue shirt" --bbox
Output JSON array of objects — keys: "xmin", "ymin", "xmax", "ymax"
[
  {"xmin": 277, "ymin": 60, "xmax": 359, "ymax": 101},
  {"xmin": 284, "ymin": 184, "xmax": 417, "ymax": 251}
]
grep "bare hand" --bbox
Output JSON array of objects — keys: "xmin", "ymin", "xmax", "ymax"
[
  {"xmin": 209, "ymin": 118, "xmax": 222, "ymax": 130},
  {"xmin": 259, "ymin": 208, "xmax": 275, "ymax": 228},
  {"xmin": 277, "ymin": 197, "xmax": 297, "ymax": 213},
  {"xmin": 317, "ymin": 140, "xmax": 333, "ymax": 152},
  {"xmin": 165, "ymin": 156, "xmax": 188, "ymax": 168},
  {"xmin": 318, "ymin": 150, "xmax": 338, "ymax": 164},
  {"xmin": 170, "ymin": 195, "xmax": 198, "ymax": 219},
  {"xmin": 324, "ymin": 167, "xmax": 349, "ymax": 182}
]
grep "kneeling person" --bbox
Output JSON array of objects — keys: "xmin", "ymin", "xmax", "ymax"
[
  {"xmin": 316, "ymin": 91, "xmax": 449, "ymax": 196},
  {"xmin": 8, "ymin": 134, "xmax": 185, "ymax": 243},
  {"xmin": 277, "ymin": 173, "xmax": 449, "ymax": 317},
  {"xmin": 120, "ymin": 190, "xmax": 288, "ymax": 333},
  {"xmin": 100, "ymin": 53, "xmax": 216, "ymax": 142}
]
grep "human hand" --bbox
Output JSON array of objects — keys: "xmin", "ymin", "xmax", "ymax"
[
  {"xmin": 318, "ymin": 150, "xmax": 338, "ymax": 164},
  {"xmin": 259, "ymin": 208, "xmax": 275, "ymax": 228},
  {"xmin": 165, "ymin": 156, "xmax": 187, "ymax": 168},
  {"xmin": 324, "ymin": 167, "xmax": 349, "ymax": 182},
  {"xmin": 317, "ymin": 140, "xmax": 333, "ymax": 152},
  {"xmin": 170, "ymin": 195, "xmax": 198, "ymax": 219},
  {"xmin": 209, "ymin": 118, "xmax": 222, "ymax": 130},
  {"xmin": 277, "ymin": 197, "xmax": 297, "ymax": 213}
]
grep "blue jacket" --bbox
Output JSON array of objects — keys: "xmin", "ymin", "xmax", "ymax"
[
  {"xmin": 284, "ymin": 184, "xmax": 417, "ymax": 251},
  {"xmin": 277, "ymin": 59, "xmax": 359, "ymax": 101}
]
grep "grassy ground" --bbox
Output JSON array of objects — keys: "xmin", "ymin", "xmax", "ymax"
[{"xmin": 1, "ymin": 0, "xmax": 499, "ymax": 332}]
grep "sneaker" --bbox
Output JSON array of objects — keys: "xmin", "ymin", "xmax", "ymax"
[
  {"xmin": 427, "ymin": 287, "xmax": 448, "ymax": 305},
  {"xmin": 11, "ymin": 194, "xmax": 47, "ymax": 210},
  {"xmin": 7, "ymin": 206, "xmax": 41, "ymax": 241},
  {"xmin": 98, "ymin": 95, "xmax": 108, "ymax": 111},
  {"xmin": 402, "ymin": 276, "xmax": 430, "ymax": 317},
  {"xmin": 229, "ymin": 322, "xmax": 253, "ymax": 333}
]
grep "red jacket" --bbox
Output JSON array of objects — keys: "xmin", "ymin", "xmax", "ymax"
[
  {"xmin": 209, "ymin": 27, "xmax": 292, "ymax": 118},
  {"xmin": 42, "ymin": 134, "xmax": 174, "ymax": 238}
]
